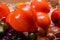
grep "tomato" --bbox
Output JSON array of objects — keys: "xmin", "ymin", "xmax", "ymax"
[
  {"xmin": 51, "ymin": 8, "xmax": 60, "ymax": 27},
  {"xmin": 30, "ymin": 0, "xmax": 50, "ymax": 13},
  {"xmin": 6, "ymin": 4, "xmax": 37, "ymax": 32},
  {"xmin": 0, "ymin": 4, "xmax": 10, "ymax": 21},
  {"xmin": 37, "ymin": 12, "xmax": 50, "ymax": 31},
  {"xmin": 6, "ymin": 11, "xmax": 14, "ymax": 23}
]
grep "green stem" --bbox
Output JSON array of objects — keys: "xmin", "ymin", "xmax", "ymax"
[{"xmin": 28, "ymin": 32, "xmax": 37, "ymax": 40}]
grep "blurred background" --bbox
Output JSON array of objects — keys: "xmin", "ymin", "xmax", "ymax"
[{"xmin": 0, "ymin": 0, "xmax": 30, "ymax": 4}]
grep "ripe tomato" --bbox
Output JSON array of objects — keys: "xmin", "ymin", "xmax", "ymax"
[
  {"xmin": 6, "ymin": 11, "xmax": 14, "ymax": 23},
  {"xmin": 6, "ymin": 4, "xmax": 37, "ymax": 32},
  {"xmin": 51, "ymin": 8, "xmax": 60, "ymax": 27},
  {"xmin": 30, "ymin": 0, "xmax": 50, "ymax": 13},
  {"xmin": 37, "ymin": 12, "xmax": 50, "ymax": 31},
  {"xmin": 0, "ymin": 3, "xmax": 10, "ymax": 21}
]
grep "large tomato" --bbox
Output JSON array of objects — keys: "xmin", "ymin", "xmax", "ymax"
[
  {"xmin": 6, "ymin": 4, "xmax": 37, "ymax": 32},
  {"xmin": 0, "ymin": 3, "xmax": 10, "ymax": 21},
  {"xmin": 30, "ymin": 0, "xmax": 50, "ymax": 13}
]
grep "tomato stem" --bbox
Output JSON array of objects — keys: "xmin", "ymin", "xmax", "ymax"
[{"xmin": 28, "ymin": 32, "xmax": 37, "ymax": 40}]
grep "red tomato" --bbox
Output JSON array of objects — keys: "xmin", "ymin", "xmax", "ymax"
[
  {"xmin": 30, "ymin": 0, "xmax": 50, "ymax": 13},
  {"xmin": 6, "ymin": 11, "xmax": 13, "ymax": 23},
  {"xmin": 0, "ymin": 4, "xmax": 10, "ymax": 21},
  {"xmin": 37, "ymin": 12, "xmax": 50, "ymax": 31},
  {"xmin": 6, "ymin": 4, "xmax": 38, "ymax": 32},
  {"xmin": 51, "ymin": 8, "xmax": 60, "ymax": 27}
]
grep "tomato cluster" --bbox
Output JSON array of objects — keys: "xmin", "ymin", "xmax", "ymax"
[
  {"xmin": 0, "ymin": 0, "xmax": 50, "ymax": 32},
  {"xmin": 1, "ymin": 0, "xmax": 60, "ymax": 40}
]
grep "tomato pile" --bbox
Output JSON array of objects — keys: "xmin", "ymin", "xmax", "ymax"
[{"xmin": 0, "ymin": 0, "xmax": 60, "ymax": 40}]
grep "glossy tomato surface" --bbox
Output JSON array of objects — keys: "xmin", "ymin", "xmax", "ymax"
[
  {"xmin": 51, "ymin": 8, "xmax": 60, "ymax": 27},
  {"xmin": 37, "ymin": 12, "xmax": 50, "ymax": 30},
  {"xmin": 6, "ymin": 4, "xmax": 37, "ymax": 32},
  {"xmin": 0, "ymin": 4, "xmax": 10, "ymax": 21},
  {"xmin": 31, "ymin": 0, "xmax": 50, "ymax": 13}
]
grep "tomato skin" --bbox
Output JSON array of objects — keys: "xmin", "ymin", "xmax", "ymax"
[
  {"xmin": 6, "ymin": 11, "xmax": 14, "ymax": 23},
  {"xmin": 51, "ymin": 8, "xmax": 60, "ymax": 27},
  {"xmin": 37, "ymin": 12, "xmax": 50, "ymax": 31},
  {"xmin": 7, "ymin": 4, "xmax": 38, "ymax": 32},
  {"xmin": 30, "ymin": 0, "xmax": 50, "ymax": 13},
  {"xmin": 0, "ymin": 4, "xmax": 10, "ymax": 21}
]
